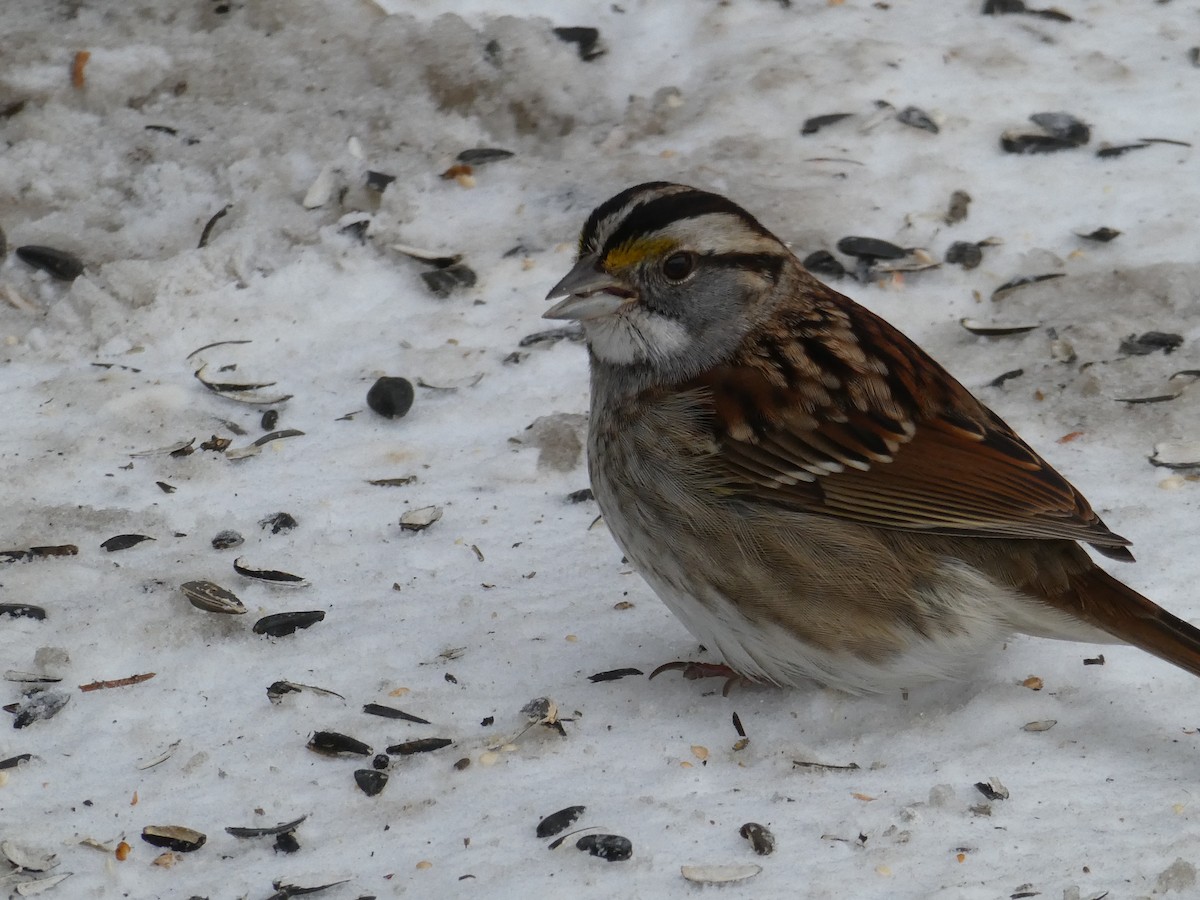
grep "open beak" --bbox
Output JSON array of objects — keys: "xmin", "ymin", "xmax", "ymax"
[{"xmin": 543, "ymin": 256, "xmax": 636, "ymax": 321}]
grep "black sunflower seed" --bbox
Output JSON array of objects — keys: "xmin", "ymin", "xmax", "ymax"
[
  {"xmin": 945, "ymin": 241, "xmax": 983, "ymax": 269},
  {"xmin": 896, "ymin": 105, "xmax": 938, "ymax": 134},
  {"xmin": 740, "ymin": 822, "xmax": 776, "ymax": 856},
  {"xmin": 802, "ymin": 250, "xmax": 846, "ymax": 279},
  {"xmin": 362, "ymin": 703, "xmax": 431, "ymax": 724},
  {"xmin": 801, "ymin": 113, "xmax": 853, "ymax": 135},
  {"xmin": 836, "ymin": 237, "xmax": 906, "ymax": 260},
  {"xmin": 141, "ymin": 826, "xmax": 206, "ymax": 852},
  {"xmin": 253, "ymin": 611, "xmax": 325, "ymax": 637},
  {"xmin": 307, "ymin": 731, "xmax": 372, "ymax": 757},
  {"xmin": 537, "ymin": 805, "xmax": 585, "ymax": 838},
  {"xmin": 366, "ymin": 376, "xmax": 414, "ymax": 419},
  {"xmin": 386, "ymin": 737, "xmax": 453, "ymax": 755},
  {"xmin": 421, "ymin": 263, "xmax": 477, "ymax": 297},
  {"xmin": 456, "ymin": 148, "xmax": 514, "ymax": 166},
  {"xmin": 365, "ymin": 170, "xmax": 397, "ymax": 193},
  {"xmin": 354, "ymin": 769, "xmax": 389, "ymax": 796},
  {"xmin": 588, "ymin": 668, "xmax": 643, "ymax": 683},
  {"xmin": 553, "ymin": 26, "xmax": 605, "ymax": 61},
  {"xmin": 15, "ymin": 245, "xmax": 84, "ymax": 281},
  {"xmin": 1077, "ymin": 227, "xmax": 1121, "ymax": 242},
  {"xmin": 0, "ymin": 603, "xmax": 46, "ymax": 620},
  {"xmin": 576, "ymin": 834, "xmax": 632, "ymax": 862},
  {"xmin": 1119, "ymin": 332, "xmax": 1183, "ymax": 356},
  {"xmin": 101, "ymin": 534, "xmax": 155, "ymax": 552}
]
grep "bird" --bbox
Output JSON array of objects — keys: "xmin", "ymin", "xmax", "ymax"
[{"xmin": 543, "ymin": 181, "xmax": 1200, "ymax": 694}]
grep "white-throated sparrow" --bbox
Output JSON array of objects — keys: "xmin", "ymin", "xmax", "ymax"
[{"xmin": 545, "ymin": 182, "xmax": 1200, "ymax": 694}]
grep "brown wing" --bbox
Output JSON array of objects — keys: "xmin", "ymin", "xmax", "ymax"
[{"xmin": 678, "ymin": 275, "xmax": 1133, "ymax": 559}]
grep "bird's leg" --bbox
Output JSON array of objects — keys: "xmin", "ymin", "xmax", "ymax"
[{"xmin": 649, "ymin": 661, "xmax": 754, "ymax": 696}]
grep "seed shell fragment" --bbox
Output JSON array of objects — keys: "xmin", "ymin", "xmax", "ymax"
[
  {"xmin": 354, "ymin": 769, "xmax": 388, "ymax": 796},
  {"xmin": 588, "ymin": 668, "xmax": 644, "ymax": 683},
  {"xmin": 1022, "ymin": 719, "xmax": 1057, "ymax": 732},
  {"xmin": 1077, "ymin": 227, "xmax": 1121, "ymax": 242},
  {"xmin": 456, "ymin": 148, "xmax": 514, "ymax": 166},
  {"xmin": 421, "ymin": 264, "xmax": 477, "ymax": 297},
  {"xmin": 225, "ymin": 815, "xmax": 308, "ymax": 838},
  {"xmin": 0, "ymin": 603, "xmax": 46, "ymax": 620},
  {"xmin": 974, "ymin": 777, "xmax": 1010, "ymax": 801},
  {"xmin": 15, "ymin": 873, "xmax": 73, "ymax": 896},
  {"xmin": 101, "ymin": 534, "xmax": 155, "ymax": 552},
  {"xmin": 181, "ymin": 580, "xmax": 246, "ymax": 615},
  {"xmin": 739, "ymin": 822, "xmax": 776, "ymax": 856},
  {"xmin": 896, "ymin": 105, "xmax": 938, "ymax": 133},
  {"xmin": 1, "ymin": 545, "xmax": 79, "ymax": 563},
  {"xmin": 1150, "ymin": 442, "xmax": 1200, "ymax": 470},
  {"xmin": 1119, "ymin": 332, "xmax": 1183, "ymax": 356},
  {"xmin": 141, "ymin": 826, "xmax": 205, "ymax": 853},
  {"xmin": 211, "ymin": 530, "xmax": 244, "ymax": 550},
  {"xmin": 945, "ymin": 241, "xmax": 983, "ymax": 269},
  {"xmin": 801, "ymin": 112, "xmax": 853, "ymax": 135},
  {"xmin": 400, "ymin": 506, "xmax": 442, "ymax": 531},
  {"xmin": 576, "ymin": 834, "xmax": 632, "ymax": 862},
  {"xmin": 233, "ymin": 558, "xmax": 309, "ymax": 586},
  {"xmin": 537, "ymin": 805, "xmax": 585, "ymax": 838},
  {"xmin": 681, "ymin": 864, "xmax": 762, "ymax": 885},
  {"xmin": 362, "ymin": 703, "xmax": 431, "ymax": 724},
  {"xmin": 802, "ymin": 250, "xmax": 845, "ymax": 279},
  {"xmin": 253, "ymin": 611, "xmax": 325, "ymax": 637},
  {"xmin": 991, "ymin": 273, "xmax": 1064, "ymax": 301},
  {"xmin": 960, "ymin": 318, "xmax": 1039, "ymax": 337},
  {"xmin": 552, "ymin": 26, "xmax": 605, "ymax": 61}
]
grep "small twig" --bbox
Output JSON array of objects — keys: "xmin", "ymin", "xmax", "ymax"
[{"xmin": 80, "ymin": 672, "xmax": 156, "ymax": 692}]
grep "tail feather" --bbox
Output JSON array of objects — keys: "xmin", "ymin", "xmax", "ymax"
[{"xmin": 1066, "ymin": 565, "xmax": 1200, "ymax": 679}]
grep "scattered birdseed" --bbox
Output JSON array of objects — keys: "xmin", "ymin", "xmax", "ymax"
[
  {"xmin": 15, "ymin": 245, "xmax": 84, "ymax": 281},
  {"xmin": 211, "ymin": 530, "xmax": 243, "ymax": 550},
  {"xmin": 801, "ymin": 113, "xmax": 853, "ymax": 135},
  {"xmin": 307, "ymin": 731, "xmax": 371, "ymax": 757},
  {"xmin": 366, "ymin": 376, "xmax": 414, "ymax": 419},
  {"xmin": 354, "ymin": 769, "xmax": 388, "ymax": 796},
  {"xmin": 100, "ymin": 534, "xmax": 154, "ymax": 552},
  {"xmin": 681, "ymin": 864, "xmax": 762, "ymax": 884},
  {"xmin": 576, "ymin": 834, "xmax": 632, "ymax": 862},
  {"xmin": 945, "ymin": 241, "xmax": 983, "ymax": 269},
  {"xmin": 537, "ymin": 806, "xmax": 585, "ymax": 838},
  {"xmin": 1119, "ymin": 332, "xmax": 1183, "ymax": 356},
  {"xmin": 140, "ymin": 826, "xmax": 206, "ymax": 853},
  {"xmin": 180, "ymin": 581, "xmax": 246, "ymax": 615},
  {"xmin": 553, "ymin": 26, "xmax": 605, "ymax": 61},
  {"xmin": 233, "ymin": 558, "xmax": 309, "ymax": 586},
  {"xmin": 740, "ymin": 822, "xmax": 776, "ymax": 856},
  {"xmin": 896, "ymin": 105, "xmax": 938, "ymax": 133},
  {"xmin": 252, "ymin": 611, "xmax": 325, "ymax": 637},
  {"xmin": 802, "ymin": 250, "xmax": 846, "ymax": 279}
]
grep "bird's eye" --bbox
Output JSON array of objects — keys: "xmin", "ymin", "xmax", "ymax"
[{"xmin": 661, "ymin": 251, "xmax": 696, "ymax": 282}]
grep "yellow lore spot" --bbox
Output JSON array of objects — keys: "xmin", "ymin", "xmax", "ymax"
[{"xmin": 604, "ymin": 237, "xmax": 676, "ymax": 271}]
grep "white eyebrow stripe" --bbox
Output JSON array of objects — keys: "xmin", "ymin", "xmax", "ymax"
[{"xmin": 653, "ymin": 212, "xmax": 782, "ymax": 256}]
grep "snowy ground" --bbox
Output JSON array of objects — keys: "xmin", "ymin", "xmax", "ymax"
[{"xmin": 2, "ymin": 1, "xmax": 1200, "ymax": 898}]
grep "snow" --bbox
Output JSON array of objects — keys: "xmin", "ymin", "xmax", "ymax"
[{"xmin": 1, "ymin": 1, "xmax": 1198, "ymax": 897}]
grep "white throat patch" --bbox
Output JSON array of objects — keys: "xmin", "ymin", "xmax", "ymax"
[{"xmin": 584, "ymin": 306, "xmax": 692, "ymax": 365}]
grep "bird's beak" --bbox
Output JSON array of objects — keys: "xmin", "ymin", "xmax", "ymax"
[{"xmin": 543, "ymin": 257, "xmax": 636, "ymax": 321}]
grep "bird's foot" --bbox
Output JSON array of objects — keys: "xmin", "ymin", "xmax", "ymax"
[{"xmin": 649, "ymin": 661, "xmax": 750, "ymax": 697}]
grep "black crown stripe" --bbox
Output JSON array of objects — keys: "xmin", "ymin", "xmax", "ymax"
[
  {"xmin": 597, "ymin": 187, "xmax": 773, "ymax": 259},
  {"xmin": 579, "ymin": 182, "xmax": 674, "ymax": 254}
]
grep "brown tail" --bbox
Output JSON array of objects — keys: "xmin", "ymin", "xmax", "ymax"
[{"xmin": 1066, "ymin": 565, "xmax": 1200, "ymax": 679}]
